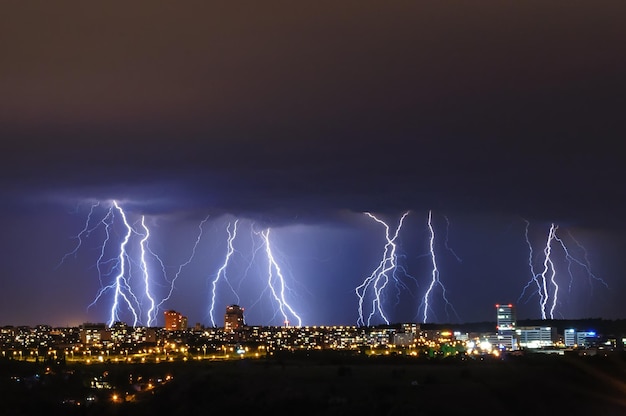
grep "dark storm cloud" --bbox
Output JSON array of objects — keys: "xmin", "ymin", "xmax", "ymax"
[
  {"xmin": 3, "ymin": 1, "xmax": 626, "ymax": 327},
  {"xmin": 1, "ymin": 0, "xmax": 625, "ymax": 228}
]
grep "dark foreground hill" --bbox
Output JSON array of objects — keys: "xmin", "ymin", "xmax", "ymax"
[{"xmin": 3, "ymin": 351, "xmax": 626, "ymax": 415}]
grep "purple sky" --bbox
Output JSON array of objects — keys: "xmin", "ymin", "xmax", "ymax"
[{"xmin": 1, "ymin": 1, "xmax": 625, "ymax": 327}]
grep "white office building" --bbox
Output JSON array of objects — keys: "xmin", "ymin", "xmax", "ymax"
[{"xmin": 516, "ymin": 326, "xmax": 556, "ymax": 348}]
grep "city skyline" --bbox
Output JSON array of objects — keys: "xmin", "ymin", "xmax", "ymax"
[{"xmin": 1, "ymin": 2, "xmax": 625, "ymax": 327}]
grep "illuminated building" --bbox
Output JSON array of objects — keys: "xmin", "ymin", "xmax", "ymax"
[
  {"xmin": 516, "ymin": 326, "xmax": 556, "ymax": 348},
  {"xmin": 576, "ymin": 331, "xmax": 598, "ymax": 347},
  {"xmin": 565, "ymin": 329, "xmax": 598, "ymax": 348},
  {"xmin": 110, "ymin": 321, "xmax": 157, "ymax": 344},
  {"xmin": 496, "ymin": 304, "xmax": 516, "ymax": 332},
  {"xmin": 393, "ymin": 332, "xmax": 416, "ymax": 346},
  {"xmin": 495, "ymin": 304, "xmax": 517, "ymax": 350},
  {"xmin": 79, "ymin": 323, "xmax": 111, "ymax": 346},
  {"xmin": 564, "ymin": 328, "xmax": 576, "ymax": 346},
  {"xmin": 163, "ymin": 310, "xmax": 188, "ymax": 331},
  {"xmin": 400, "ymin": 323, "xmax": 420, "ymax": 334},
  {"xmin": 224, "ymin": 305, "xmax": 245, "ymax": 332}
]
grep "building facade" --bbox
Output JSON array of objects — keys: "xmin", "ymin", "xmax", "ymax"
[
  {"xmin": 495, "ymin": 304, "xmax": 517, "ymax": 350},
  {"xmin": 516, "ymin": 326, "xmax": 557, "ymax": 348},
  {"xmin": 564, "ymin": 329, "xmax": 598, "ymax": 348},
  {"xmin": 164, "ymin": 310, "xmax": 188, "ymax": 331},
  {"xmin": 224, "ymin": 305, "xmax": 245, "ymax": 333},
  {"xmin": 79, "ymin": 323, "xmax": 112, "ymax": 346}
]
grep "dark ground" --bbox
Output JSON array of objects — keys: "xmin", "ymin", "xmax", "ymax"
[{"xmin": 2, "ymin": 351, "xmax": 626, "ymax": 415}]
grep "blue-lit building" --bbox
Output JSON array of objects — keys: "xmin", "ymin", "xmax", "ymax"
[{"xmin": 564, "ymin": 328, "xmax": 598, "ymax": 348}]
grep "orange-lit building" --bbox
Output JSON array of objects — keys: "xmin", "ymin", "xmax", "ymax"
[
  {"xmin": 163, "ymin": 310, "xmax": 188, "ymax": 331},
  {"xmin": 224, "ymin": 304, "xmax": 245, "ymax": 332}
]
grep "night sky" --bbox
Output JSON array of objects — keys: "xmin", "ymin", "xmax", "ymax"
[{"xmin": 1, "ymin": 1, "xmax": 625, "ymax": 328}]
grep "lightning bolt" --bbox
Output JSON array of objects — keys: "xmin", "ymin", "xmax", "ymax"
[
  {"xmin": 236, "ymin": 222, "xmax": 266, "ymax": 294},
  {"xmin": 519, "ymin": 220, "xmax": 609, "ymax": 319},
  {"xmin": 60, "ymin": 199, "xmax": 209, "ymax": 327},
  {"xmin": 556, "ymin": 231, "xmax": 609, "ymax": 294},
  {"xmin": 419, "ymin": 210, "xmax": 458, "ymax": 324},
  {"xmin": 443, "ymin": 215, "xmax": 462, "ymax": 263},
  {"xmin": 87, "ymin": 200, "xmax": 141, "ymax": 327},
  {"xmin": 56, "ymin": 201, "xmax": 102, "ymax": 269},
  {"xmin": 519, "ymin": 222, "xmax": 559, "ymax": 319},
  {"xmin": 60, "ymin": 200, "xmax": 145, "ymax": 326},
  {"xmin": 239, "ymin": 222, "xmax": 271, "ymax": 316},
  {"xmin": 519, "ymin": 219, "xmax": 544, "ymax": 313},
  {"xmin": 209, "ymin": 220, "xmax": 240, "ymax": 327},
  {"xmin": 94, "ymin": 206, "xmax": 116, "ymax": 289},
  {"xmin": 355, "ymin": 211, "xmax": 410, "ymax": 327},
  {"xmin": 541, "ymin": 224, "xmax": 558, "ymax": 319},
  {"xmin": 260, "ymin": 228, "xmax": 302, "ymax": 327},
  {"xmin": 138, "ymin": 216, "xmax": 157, "ymax": 327},
  {"xmin": 155, "ymin": 215, "xmax": 210, "ymax": 320}
]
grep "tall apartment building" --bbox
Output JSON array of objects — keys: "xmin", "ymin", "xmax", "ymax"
[
  {"xmin": 495, "ymin": 304, "xmax": 517, "ymax": 350},
  {"xmin": 163, "ymin": 310, "xmax": 188, "ymax": 331},
  {"xmin": 224, "ymin": 304, "xmax": 245, "ymax": 332}
]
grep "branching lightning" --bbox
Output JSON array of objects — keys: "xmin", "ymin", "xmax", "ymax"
[
  {"xmin": 541, "ymin": 224, "xmax": 558, "ymax": 319},
  {"xmin": 61, "ymin": 204, "xmax": 309, "ymax": 328},
  {"xmin": 518, "ymin": 220, "xmax": 609, "ymax": 319},
  {"xmin": 260, "ymin": 228, "xmax": 302, "ymax": 327},
  {"xmin": 443, "ymin": 215, "xmax": 463, "ymax": 263},
  {"xmin": 419, "ymin": 210, "xmax": 458, "ymax": 324},
  {"xmin": 138, "ymin": 216, "xmax": 157, "ymax": 326},
  {"xmin": 556, "ymin": 231, "xmax": 609, "ymax": 293},
  {"xmin": 97, "ymin": 200, "xmax": 141, "ymax": 327},
  {"xmin": 56, "ymin": 201, "xmax": 102, "ymax": 269},
  {"xmin": 208, "ymin": 220, "xmax": 240, "ymax": 327},
  {"xmin": 236, "ymin": 222, "xmax": 266, "ymax": 295},
  {"xmin": 59, "ymin": 200, "xmax": 211, "ymax": 327},
  {"xmin": 355, "ymin": 211, "xmax": 410, "ymax": 326},
  {"xmin": 56, "ymin": 200, "xmax": 613, "ymax": 327},
  {"xmin": 155, "ymin": 215, "xmax": 210, "ymax": 315}
]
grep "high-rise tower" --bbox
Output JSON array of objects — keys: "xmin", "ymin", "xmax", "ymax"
[
  {"xmin": 496, "ymin": 304, "xmax": 516, "ymax": 332},
  {"xmin": 224, "ymin": 304, "xmax": 245, "ymax": 332},
  {"xmin": 163, "ymin": 310, "xmax": 188, "ymax": 331},
  {"xmin": 495, "ymin": 303, "xmax": 517, "ymax": 350}
]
